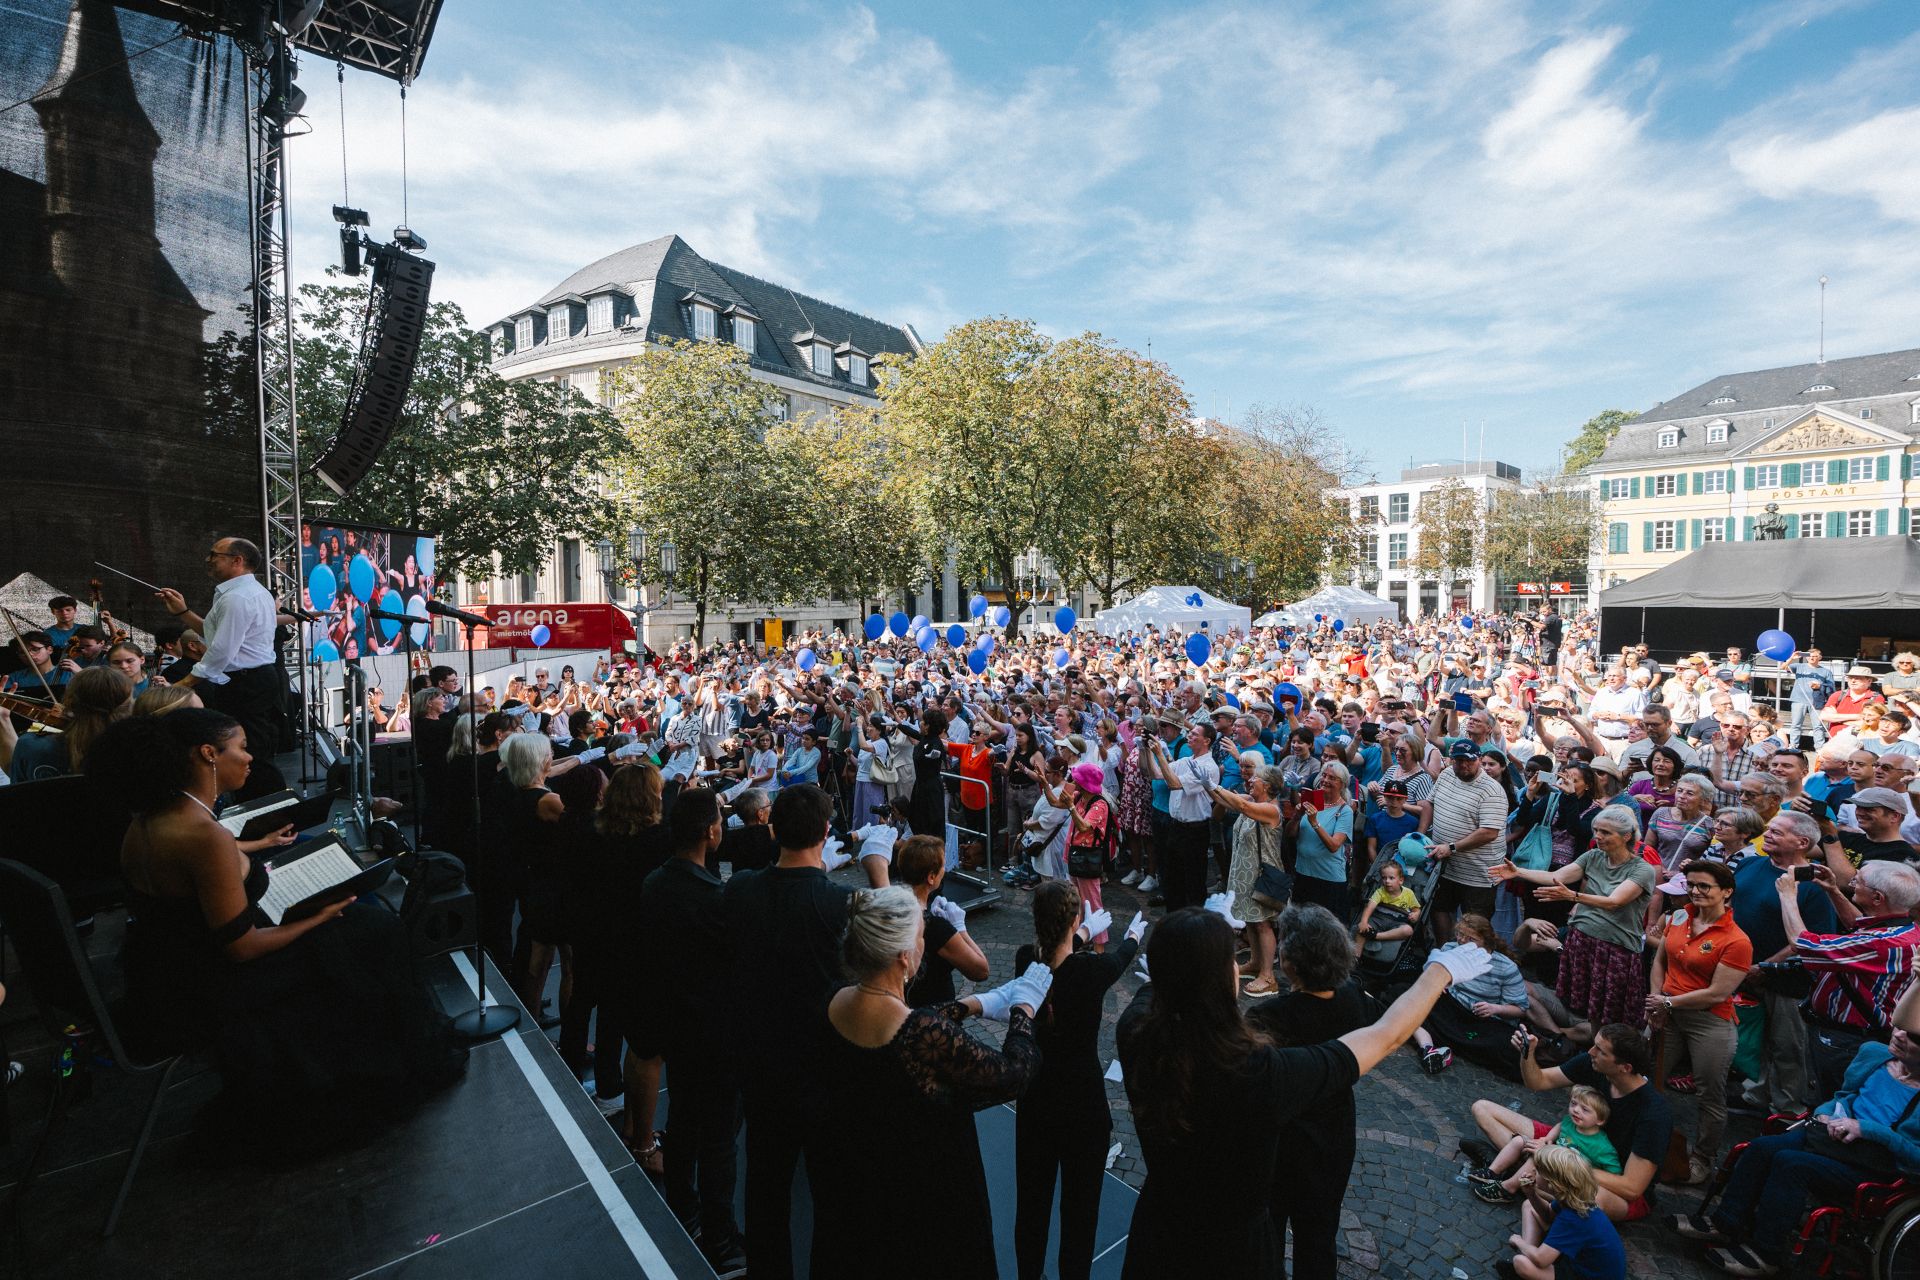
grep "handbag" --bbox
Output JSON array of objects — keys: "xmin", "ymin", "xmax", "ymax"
[
  {"xmin": 867, "ymin": 743, "xmax": 899, "ymax": 785},
  {"xmin": 1251, "ymin": 820, "xmax": 1292, "ymax": 907},
  {"xmin": 1511, "ymin": 791, "xmax": 1559, "ymax": 872}
]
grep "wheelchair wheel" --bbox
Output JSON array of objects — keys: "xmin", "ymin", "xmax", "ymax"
[{"xmin": 1870, "ymin": 1197, "xmax": 1920, "ymax": 1280}]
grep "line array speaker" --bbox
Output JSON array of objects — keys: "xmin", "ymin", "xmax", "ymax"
[{"xmin": 311, "ymin": 246, "xmax": 435, "ymax": 495}]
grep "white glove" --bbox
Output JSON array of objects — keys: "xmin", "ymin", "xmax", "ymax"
[
  {"xmin": 930, "ymin": 895, "xmax": 967, "ymax": 933},
  {"xmin": 822, "ymin": 837, "xmax": 850, "ymax": 873},
  {"xmin": 1006, "ymin": 961, "xmax": 1054, "ymax": 1015},
  {"xmin": 1429, "ymin": 942, "xmax": 1494, "ymax": 988},
  {"xmin": 1205, "ymin": 891, "xmax": 1246, "ymax": 931},
  {"xmin": 1081, "ymin": 904, "xmax": 1113, "ymax": 939},
  {"xmin": 1134, "ymin": 954, "xmax": 1151, "ymax": 983},
  {"xmin": 1125, "ymin": 913, "xmax": 1148, "ymax": 944}
]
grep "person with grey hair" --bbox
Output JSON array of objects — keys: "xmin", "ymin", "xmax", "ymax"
[
  {"xmin": 810, "ymin": 885, "xmax": 1049, "ymax": 1278},
  {"xmin": 1492, "ymin": 805, "xmax": 1656, "ymax": 1029},
  {"xmin": 1208, "ymin": 762, "xmax": 1287, "ymax": 996},
  {"xmin": 1778, "ymin": 856, "xmax": 1920, "ymax": 1098},
  {"xmin": 717, "ymin": 786, "xmax": 776, "ymax": 874},
  {"xmin": 1731, "ymin": 809, "xmax": 1838, "ymax": 1114},
  {"xmin": 1246, "ymin": 903, "xmax": 1374, "ymax": 1280}
]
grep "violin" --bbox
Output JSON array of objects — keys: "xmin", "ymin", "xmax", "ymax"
[{"xmin": 0, "ymin": 690, "xmax": 68, "ymax": 730}]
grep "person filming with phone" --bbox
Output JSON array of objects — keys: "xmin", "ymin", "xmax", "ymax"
[{"xmin": 1730, "ymin": 811, "xmax": 1839, "ymax": 1116}]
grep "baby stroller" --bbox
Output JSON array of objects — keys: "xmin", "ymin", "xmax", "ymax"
[{"xmin": 1355, "ymin": 834, "xmax": 1440, "ymax": 999}]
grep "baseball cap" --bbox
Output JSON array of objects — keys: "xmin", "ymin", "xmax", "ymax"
[
  {"xmin": 1851, "ymin": 786, "xmax": 1907, "ymax": 812},
  {"xmin": 1447, "ymin": 739, "xmax": 1481, "ymax": 760},
  {"xmin": 1714, "ymin": 667, "xmax": 1735, "ymax": 680},
  {"xmin": 1382, "ymin": 778, "xmax": 1410, "ymax": 796}
]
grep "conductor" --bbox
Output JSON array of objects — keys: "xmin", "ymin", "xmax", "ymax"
[{"xmin": 154, "ymin": 537, "xmax": 287, "ymax": 798}]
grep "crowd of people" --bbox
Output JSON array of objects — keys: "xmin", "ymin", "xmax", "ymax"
[{"xmin": 16, "ymin": 565, "xmax": 1920, "ymax": 1278}]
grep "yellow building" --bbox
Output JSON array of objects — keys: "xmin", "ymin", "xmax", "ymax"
[{"xmin": 1586, "ymin": 347, "xmax": 1920, "ymax": 589}]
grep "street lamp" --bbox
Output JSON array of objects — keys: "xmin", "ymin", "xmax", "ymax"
[
  {"xmin": 628, "ymin": 525, "xmax": 648, "ymax": 569},
  {"xmin": 659, "ymin": 539, "xmax": 677, "ymax": 609},
  {"xmin": 595, "ymin": 537, "xmax": 615, "ymax": 603}
]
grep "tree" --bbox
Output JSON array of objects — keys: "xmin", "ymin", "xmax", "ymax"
[
  {"xmin": 607, "ymin": 339, "xmax": 810, "ymax": 643},
  {"xmin": 293, "ymin": 276, "xmax": 626, "ymax": 582},
  {"xmin": 1561, "ymin": 408, "xmax": 1637, "ymax": 473},
  {"xmin": 1218, "ymin": 405, "xmax": 1366, "ymax": 605},
  {"xmin": 1045, "ymin": 335, "xmax": 1224, "ymax": 605},
  {"xmin": 1411, "ymin": 477, "xmax": 1482, "ymax": 578},
  {"xmin": 876, "ymin": 317, "xmax": 1076, "ymax": 637},
  {"xmin": 1481, "ymin": 478, "xmax": 1603, "ymax": 592}
]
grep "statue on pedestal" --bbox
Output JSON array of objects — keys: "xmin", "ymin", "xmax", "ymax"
[{"xmin": 1753, "ymin": 502, "xmax": 1788, "ymax": 541}]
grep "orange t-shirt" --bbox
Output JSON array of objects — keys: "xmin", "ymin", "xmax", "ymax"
[
  {"xmin": 946, "ymin": 741, "xmax": 992, "ymax": 811},
  {"xmin": 1661, "ymin": 908, "xmax": 1753, "ymax": 1020}
]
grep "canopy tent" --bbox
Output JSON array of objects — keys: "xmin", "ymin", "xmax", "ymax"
[
  {"xmin": 1597, "ymin": 537, "xmax": 1920, "ymax": 662},
  {"xmin": 1093, "ymin": 585, "xmax": 1253, "ymax": 637},
  {"xmin": 1260, "ymin": 586, "xmax": 1400, "ymax": 630}
]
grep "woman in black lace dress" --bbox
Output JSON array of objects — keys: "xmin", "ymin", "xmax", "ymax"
[
  {"xmin": 811, "ymin": 885, "xmax": 1052, "ymax": 1279},
  {"xmin": 88, "ymin": 711, "xmax": 464, "ymax": 1145}
]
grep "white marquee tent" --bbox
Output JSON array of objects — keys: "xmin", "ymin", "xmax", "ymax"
[
  {"xmin": 1256, "ymin": 586, "xmax": 1399, "ymax": 629},
  {"xmin": 1093, "ymin": 585, "xmax": 1253, "ymax": 637}
]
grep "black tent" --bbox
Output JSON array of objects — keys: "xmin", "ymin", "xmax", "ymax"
[{"xmin": 1597, "ymin": 536, "xmax": 1920, "ymax": 663}]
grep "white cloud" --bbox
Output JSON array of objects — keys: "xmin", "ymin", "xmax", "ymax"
[{"xmin": 1730, "ymin": 105, "xmax": 1920, "ymax": 224}]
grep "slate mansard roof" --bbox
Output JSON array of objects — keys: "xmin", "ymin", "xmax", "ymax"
[{"xmin": 488, "ymin": 234, "xmax": 918, "ymax": 396}]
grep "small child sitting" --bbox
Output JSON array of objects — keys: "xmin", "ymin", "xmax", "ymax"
[
  {"xmin": 1354, "ymin": 859, "xmax": 1421, "ymax": 957},
  {"xmin": 1500, "ymin": 1143, "xmax": 1626, "ymax": 1280},
  {"xmin": 847, "ymin": 799, "xmax": 909, "ymax": 888},
  {"xmin": 1470, "ymin": 1085, "xmax": 1621, "ymax": 1206}
]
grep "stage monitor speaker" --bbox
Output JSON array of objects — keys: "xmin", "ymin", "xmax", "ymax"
[{"xmin": 311, "ymin": 247, "xmax": 436, "ymax": 496}]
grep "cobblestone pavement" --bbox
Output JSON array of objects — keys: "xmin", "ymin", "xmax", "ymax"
[{"xmin": 848, "ymin": 862, "xmax": 1742, "ymax": 1280}]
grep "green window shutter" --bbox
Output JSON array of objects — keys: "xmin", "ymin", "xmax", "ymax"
[
  {"xmin": 1878, "ymin": 455, "xmax": 1891, "ymax": 482},
  {"xmin": 1642, "ymin": 522, "xmax": 1653, "ymax": 552},
  {"xmin": 1742, "ymin": 516, "xmax": 1755, "ymax": 540},
  {"xmin": 1725, "ymin": 468, "xmax": 1735, "ymax": 490},
  {"xmin": 1904, "ymin": 454, "xmax": 1913, "ymax": 480},
  {"xmin": 1903, "ymin": 510, "xmax": 1912, "ymax": 536},
  {"xmin": 1630, "ymin": 476, "xmax": 1641, "ymax": 499},
  {"xmin": 1608, "ymin": 523, "xmax": 1626, "ymax": 554},
  {"xmin": 1877, "ymin": 509, "xmax": 1890, "ymax": 536},
  {"xmin": 1744, "ymin": 466, "xmax": 1755, "ymax": 490},
  {"xmin": 1690, "ymin": 519, "xmax": 1703, "ymax": 547},
  {"xmin": 1782, "ymin": 462, "xmax": 1802, "ymax": 487},
  {"xmin": 1828, "ymin": 459, "xmax": 1846, "ymax": 485},
  {"xmin": 1828, "ymin": 511, "xmax": 1845, "ymax": 538},
  {"xmin": 1785, "ymin": 516, "xmax": 1799, "ymax": 539},
  {"xmin": 1676, "ymin": 473, "xmax": 1688, "ymax": 496}
]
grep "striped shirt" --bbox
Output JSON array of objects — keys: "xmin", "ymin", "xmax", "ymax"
[
  {"xmin": 1795, "ymin": 915, "xmax": 1920, "ymax": 1031},
  {"xmin": 1429, "ymin": 769, "xmax": 1511, "ymax": 888},
  {"xmin": 1700, "ymin": 743, "xmax": 1762, "ymax": 805}
]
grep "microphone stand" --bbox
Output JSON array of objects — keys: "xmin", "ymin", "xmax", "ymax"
[
  {"xmin": 367, "ymin": 606, "xmax": 425, "ymax": 847},
  {"xmin": 450, "ymin": 613, "xmax": 518, "ymax": 1040}
]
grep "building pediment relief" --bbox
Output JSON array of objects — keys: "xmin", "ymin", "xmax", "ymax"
[{"xmin": 1739, "ymin": 409, "xmax": 1904, "ymax": 457}]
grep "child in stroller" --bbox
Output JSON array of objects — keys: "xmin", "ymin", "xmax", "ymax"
[{"xmin": 1354, "ymin": 834, "xmax": 1439, "ymax": 996}]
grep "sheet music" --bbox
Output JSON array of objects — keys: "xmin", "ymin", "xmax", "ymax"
[
  {"xmin": 258, "ymin": 844, "xmax": 363, "ymax": 925},
  {"xmin": 218, "ymin": 793, "xmax": 298, "ymax": 836}
]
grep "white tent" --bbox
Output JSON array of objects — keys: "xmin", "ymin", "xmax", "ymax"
[
  {"xmin": 1262, "ymin": 586, "xmax": 1399, "ymax": 629},
  {"xmin": 1093, "ymin": 585, "xmax": 1253, "ymax": 637}
]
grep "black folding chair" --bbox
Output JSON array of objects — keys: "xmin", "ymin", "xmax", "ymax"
[{"xmin": 0, "ymin": 859, "xmax": 189, "ymax": 1237}]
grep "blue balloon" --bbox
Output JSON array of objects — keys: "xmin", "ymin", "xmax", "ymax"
[
  {"xmin": 1332, "ymin": 618, "xmax": 1345, "ymax": 633},
  {"xmin": 1314, "ymin": 614, "xmax": 1323, "ymax": 624},
  {"xmin": 311, "ymin": 639, "xmax": 340, "ymax": 662},
  {"xmin": 968, "ymin": 594, "xmax": 988, "ymax": 619},
  {"xmin": 1461, "ymin": 616, "xmax": 1476, "ymax": 629},
  {"xmin": 917, "ymin": 627, "xmax": 939, "ymax": 652},
  {"xmin": 967, "ymin": 648, "xmax": 988, "ymax": 674},
  {"xmin": 991, "ymin": 605, "xmax": 1011, "ymax": 628},
  {"xmin": 797, "ymin": 647, "xmax": 817, "ymax": 672},
  {"xmin": 307, "ymin": 563, "xmax": 337, "ymax": 612},
  {"xmin": 1186, "ymin": 633, "xmax": 1211, "ymax": 666},
  {"xmin": 947, "ymin": 624, "xmax": 966, "ymax": 647},
  {"xmin": 416, "ymin": 539, "xmax": 434, "ymax": 579},
  {"xmin": 348, "ymin": 553, "xmax": 376, "ymax": 604},
  {"xmin": 530, "ymin": 623, "xmax": 552, "ymax": 648},
  {"xmin": 1274, "ymin": 681, "xmax": 1301, "ymax": 705},
  {"xmin": 979, "ymin": 634, "xmax": 997, "ymax": 656},
  {"xmin": 1757, "ymin": 629, "xmax": 1795, "ymax": 662},
  {"xmin": 864, "ymin": 614, "xmax": 886, "ymax": 640},
  {"xmin": 406, "ymin": 595, "xmax": 430, "ymax": 648},
  {"xmin": 1222, "ymin": 691, "xmax": 1241, "ymax": 709},
  {"xmin": 1053, "ymin": 648, "xmax": 1070, "ymax": 667},
  {"xmin": 1053, "ymin": 606, "xmax": 1077, "ymax": 635},
  {"xmin": 377, "ymin": 609, "xmax": 401, "ymax": 642},
  {"xmin": 890, "ymin": 611, "xmax": 910, "ymax": 638},
  {"xmin": 910, "ymin": 614, "xmax": 929, "ymax": 632},
  {"xmin": 1186, "ymin": 592, "xmax": 1204, "ymax": 607}
]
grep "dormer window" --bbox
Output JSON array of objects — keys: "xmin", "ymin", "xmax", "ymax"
[
  {"xmin": 493, "ymin": 326, "xmax": 511, "ymax": 357},
  {"xmin": 588, "ymin": 295, "xmax": 613, "ymax": 335},
  {"xmin": 812, "ymin": 344, "xmax": 832, "ymax": 376},
  {"xmin": 1707, "ymin": 423, "xmax": 1728, "ymax": 443},
  {"xmin": 690, "ymin": 304, "xmax": 716, "ymax": 341},
  {"xmin": 516, "ymin": 316, "xmax": 535, "ymax": 349},
  {"xmin": 1708, "ymin": 395, "xmax": 1736, "ymax": 406},
  {"xmin": 548, "ymin": 307, "xmax": 570, "ymax": 342},
  {"xmin": 1657, "ymin": 428, "xmax": 1679, "ymax": 448},
  {"xmin": 1911, "ymin": 401, "xmax": 1920, "ymax": 425},
  {"xmin": 733, "ymin": 316, "xmax": 756, "ymax": 352},
  {"xmin": 849, "ymin": 353, "xmax": 869, "ymax": 385},
  {"xmin": 1805, "ymin": 382, "xmax": 1835, "ymax": 393},
  {"xmin": 1861, "ymin": 408, "xmax": 1873, "ymax": 420}
]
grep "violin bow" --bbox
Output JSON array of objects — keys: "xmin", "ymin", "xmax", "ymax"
[{"xmin": 0, "ymin": 603, "xmax": 62, "ymax": 706}]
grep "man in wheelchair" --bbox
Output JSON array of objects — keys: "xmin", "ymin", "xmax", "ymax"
[{"xmin": 1669, "ymin": 980, "xmax": 1920, "ymax": 1276}]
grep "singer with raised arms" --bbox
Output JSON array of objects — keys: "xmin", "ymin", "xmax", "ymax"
[{"xmin": 151, "ymin": 537, "xmax": 286, "ymax": 800}]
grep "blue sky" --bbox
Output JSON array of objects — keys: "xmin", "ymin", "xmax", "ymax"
[{"xmin": 289, "ymin": 0, "xmax": 1920, "ymax": 476}]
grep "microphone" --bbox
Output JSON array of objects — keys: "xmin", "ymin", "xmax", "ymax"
[
  {"xmin": 425, "ymin": 599, "xmax": 492, "ymax": 628},
  {"xmin": 280, "ymin": 603, "xmax": 326, "ymax": 622},
  {"xmin": 365, "ymin": 607, "xmax": 415, "ymax": 624}
]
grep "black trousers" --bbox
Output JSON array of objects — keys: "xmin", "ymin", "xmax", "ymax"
[
  {"xmin": 208, "ymin": 663, "xmax": 287, "ymax": 800},
  {"xmin": 1270, "ymin": 1128, "xmax": 1354, "ymax": 1280},
  {"xmin": 664, "ymin": 1052, "xmax": 742, "ymax": 1242},
  {"xmin": 1015, "ymin": 1106, "xmax": 1108, "ymax": 1280},
  {"xmin": 1163, "ymin": 818, "xmax": 1211, "ymax": 912},
  {"xmin": 742, "ymin": 1083, "xmax": 809, "ymax": 1280},
  {"xmin": 558, "ymin": 948, "xmax": 622, "ymax": 1092}
]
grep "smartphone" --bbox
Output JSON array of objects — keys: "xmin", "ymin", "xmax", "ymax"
[
  {"xmin": 1794, "ymin": 865, "xmax": 1818, "ymax": 883},
  {"xmin": 1805, "ymin": 796, "xmax": 1832, "ymax": 820},
  {"xmin": 1452, "ymin": 692, "xmax": 1474, "ymax": 713}
]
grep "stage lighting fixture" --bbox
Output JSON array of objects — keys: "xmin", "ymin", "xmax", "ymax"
[
  {"xmin": 391, "ymin": 225, "xmax": 428, "ymax": 253},
  {"xmin": 333, "ymin": 204, "xmax": 370, "ymax": 226}
]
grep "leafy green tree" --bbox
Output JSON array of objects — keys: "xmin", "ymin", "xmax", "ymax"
[
  {"xmin": 1482, "ymin": 478, "xmax": 1602, "ymax": 591},
  {"xmin": 1561, "ymin": 408, "xmax": 1637, "ymax": 473},
  {"xmin": 1219, "ymin": 405, "xmax": 1364, "ymax": 604},
  {"xmin": 292, "ymin": 277, "xmax": 626, "ymax": 582},
  {"xmin": 1411, "ymin": 477, "xmax": 1483, "ymax": 578},
  {"xmin": 607, "ymin": 339, "xmax": 811, "ymax": 642}
]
